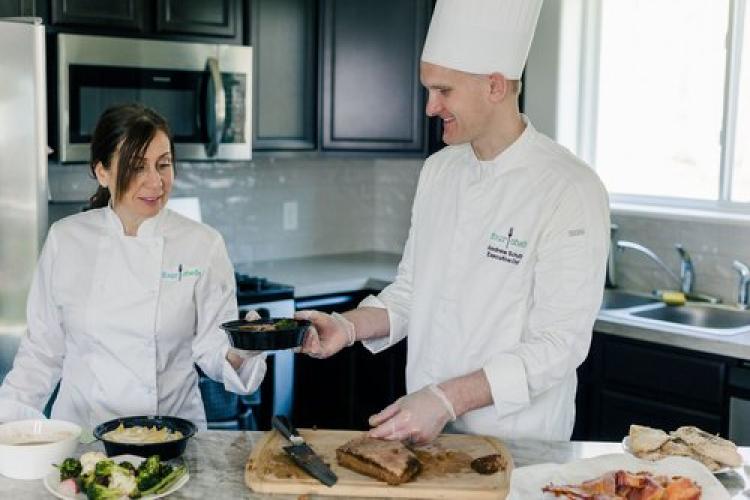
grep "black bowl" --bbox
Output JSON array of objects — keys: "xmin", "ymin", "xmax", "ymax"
[
  {"xmin": 93, "ymin": 415, "xmax": 196, "ymax": 460},
  {"xmin": 221, "ymin": 318, "xmax": 311, "ymax": 350}
]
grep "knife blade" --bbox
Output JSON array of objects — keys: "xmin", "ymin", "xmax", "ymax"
[{"xmin": 272, "ymin": 415, "xmax": 338, "ymax": 487}]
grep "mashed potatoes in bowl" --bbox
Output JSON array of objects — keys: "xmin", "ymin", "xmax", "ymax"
[
  {"xmin": 102, "ymin": 422, "xmax": 184, "ymax": 444},
  {"xmin": 94, "ymin": 416, "xmax": 196, "ymax": 460}
]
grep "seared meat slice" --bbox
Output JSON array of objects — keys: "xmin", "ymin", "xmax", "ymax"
[
  {"xmin": 336, "ymin": 436, "xmax": 421, "ymax": 485},
  {"xmin": 470, "ymin": 453, "xmax": 507, "ymax": 475}
]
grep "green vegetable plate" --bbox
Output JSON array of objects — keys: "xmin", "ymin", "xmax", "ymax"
[{"xmin": 44, "ymin": 454, "xmax": 189, "ymax": 500}]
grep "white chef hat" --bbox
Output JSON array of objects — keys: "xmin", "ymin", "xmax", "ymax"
[{"xmin": 421, "ymin": 0, "xmax": 544, "ymax": 79}]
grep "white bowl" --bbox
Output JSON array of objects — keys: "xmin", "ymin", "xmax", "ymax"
[{"xmin": 0, "ymin": 419, "xmax": 82, "ymax": 480}]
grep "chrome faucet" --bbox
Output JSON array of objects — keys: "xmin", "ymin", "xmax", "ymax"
[
  {"xmin": 616, "ymin": 240, "xmax": 683, "ymax": 290},
  {"xmin": 675, "ymin": 244, "xmax": 694, "ymax": 294},
  {"xmin": 733, "ymin": 260, "xmax": 750, "ymax": 309},
  {"xmin": 616, "ymin": 240, "xmax": 720, "ymax": 304}
]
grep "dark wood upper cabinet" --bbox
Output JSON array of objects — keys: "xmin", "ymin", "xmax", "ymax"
[
  {"xmin": 46, "ymin": 0, "xmax": 243, "ymax": 43},
  {"xmin": 252, "ymin": 0, "xmax": 317, "ymax": 150},
  {"xmin": 51, "ymin": 0, "xmax": 145, "ymax": 31},
  {"xmin": 320, "ymin": 0, "xmax": 429, "ymax": 153},
  {"xmin": 0, "ymin": 0, "xmax": 36, "ymax": 17},
  {"xmin": 156, "ymin": 0, "xmax": 239, "ymax": 38}
]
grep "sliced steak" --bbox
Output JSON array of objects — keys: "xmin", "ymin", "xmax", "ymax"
[{"xmin": 336, "ymin": 436, "xmax": 422, "ymax": 485}]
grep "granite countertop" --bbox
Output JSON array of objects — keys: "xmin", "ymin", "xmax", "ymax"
[
  {"xmin": 238, "ymin": 251, "xmax": 401, "ymax": 298},
  {"xmin": 4, "ymin": 431, "xmax": 748, "ymax": 499},
  {"xmin": 594, "ymin": 316, "xmax": 750, "ymax": 361}
]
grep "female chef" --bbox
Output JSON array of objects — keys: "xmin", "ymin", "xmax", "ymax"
[{"xmin": 0, "ymin": 104, "xmax": 265, "ymax": 429}]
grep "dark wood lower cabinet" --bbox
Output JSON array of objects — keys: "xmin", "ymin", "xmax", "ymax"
[
  {"xmin": 292, "ymin": 290, "xmax": 407, "ymax": 430},
  {"xmin": 575, "ymin": 333, "xmax": 731, "ymax": 441},
  {"xmin": 596, "ymin": 390, "xmax": 721, "ymax": 441}
]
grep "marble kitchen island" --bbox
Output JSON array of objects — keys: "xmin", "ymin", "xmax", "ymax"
[{"xmin": 4, "ymin": 430, "xmax": 749, "ymax": 499}]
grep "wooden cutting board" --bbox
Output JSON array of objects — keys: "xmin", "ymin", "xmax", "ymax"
[{"xmin": 244, "ymin": 429, "xmax": 512, "ymax": 499}]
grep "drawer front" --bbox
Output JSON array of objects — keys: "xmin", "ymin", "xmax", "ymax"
[
  {"xmin": 602, "ymin": 337, "xmax": 726, "ymax": 409},
  {"xmin": 596, "ymin": 390, "xmax": 721, "ymax": 441}
]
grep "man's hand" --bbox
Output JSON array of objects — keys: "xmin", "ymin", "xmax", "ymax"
[
  {"xmin": 296, "ymin": 310, "xmax": 355, "ymax": 359},
  {"xmin": 368, "ymin": 384, "xmax": 456, "ymax": 445}
]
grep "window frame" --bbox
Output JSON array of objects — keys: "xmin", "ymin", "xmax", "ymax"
[{"xmin": 575, "ymin": 0, "xmax": 749, "ymax": 216}]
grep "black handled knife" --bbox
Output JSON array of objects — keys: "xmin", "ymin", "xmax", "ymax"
[{"xmin": 271, "ymin": 415, "xmax": 338, "ymax": 487}]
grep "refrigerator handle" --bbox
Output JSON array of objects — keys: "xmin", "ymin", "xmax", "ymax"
[{"xmin": 204, "ymin": 57, "xmax": 226, "ymax": 157}]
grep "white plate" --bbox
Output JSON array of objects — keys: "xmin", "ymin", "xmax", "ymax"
[
  {"xmin": 507, "ymin": 453, "xmax": 730, "ymax": 500},
  {"xmin": 621, "ymin": 436, "xmax": 734, "ymax": 475},
  {"xmin": 43, "ymin": 454, "xmax": 189, "ymax": 500}
]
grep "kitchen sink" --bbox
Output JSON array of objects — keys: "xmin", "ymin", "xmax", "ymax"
[
  {"xmin": 631, "ymin": 304, "xmax": 750, "ymax": 330},
  {"xmin": 600, "ymin": 289, "xmax": 659, "ymax": 310},
  {"xmin": 598, "ymin": 290, "xmax": 750, "ymax": 336}
]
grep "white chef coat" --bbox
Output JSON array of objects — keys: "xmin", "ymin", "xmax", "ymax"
[
  {"xmin": 0, "ymin": 207, "xmax": 266, "ymax": 429},
  {"xmin": 362, "ymin": 118, "xmax": 609, "ymax": 441}
]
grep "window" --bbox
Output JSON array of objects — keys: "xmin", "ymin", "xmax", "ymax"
[{"xmin": 578, "ymin": 0, "xmax": 748, "ymax": 210}]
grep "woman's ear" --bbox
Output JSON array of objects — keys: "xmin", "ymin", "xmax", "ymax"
[
  {"xmin": 93, "ymin": 161, "xmax": 110, "ymax": 188},
  {"xmin": 487, "ymin": 72, "xmax": 509, "ymax": 103}
]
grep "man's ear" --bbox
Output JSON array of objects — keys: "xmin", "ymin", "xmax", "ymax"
[
  {"xmin": 93, "ymin": 161, "xmax": 110, "ymax": 188},
  {"xmin": 487, "ymin": 72, "xmax": 509, "ymax": 103}
]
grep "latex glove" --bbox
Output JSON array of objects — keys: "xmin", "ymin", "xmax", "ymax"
[
  {"xmin": 368, "ymin": 384, "xmax": 457, "ymax": 445},
  {"xmin": 296, "ymin": 310, "xmax": 355, "ymax": 359}
]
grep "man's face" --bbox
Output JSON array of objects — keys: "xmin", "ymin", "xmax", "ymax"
[{"xmin": 420, "ymin": 62, "xmax": 491, "ymax": 146}]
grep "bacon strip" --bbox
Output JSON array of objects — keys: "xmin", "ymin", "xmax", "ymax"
[{"xmin": 542, "ymin": 470, "xmax": 701, "ymax": 499}]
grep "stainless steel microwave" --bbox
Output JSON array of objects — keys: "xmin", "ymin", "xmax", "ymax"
[{"xmin": 57, "ymin": 34, "xmax": 252, "ymax": 162}]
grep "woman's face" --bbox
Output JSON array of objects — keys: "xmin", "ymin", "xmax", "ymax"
[{"xmin": 97, "ymin": 130, "xmax": 174, "ymax": 223}]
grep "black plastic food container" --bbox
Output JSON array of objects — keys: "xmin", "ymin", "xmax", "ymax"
[
  {"xmin": 93, "ymin": 415, "xmax": 196, "ymax": 460},
  {"xmin": 221, "ymin": 318, "xmax": 311, "ymax": 350}
]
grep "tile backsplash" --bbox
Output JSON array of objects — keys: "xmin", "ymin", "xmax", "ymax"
[
  {"xmin": 48, "ymin": 159, "xmax": 749, "ymax": 304},
  {"xmin": 48, "ymin": 156, "xmax": 421, "ymax": 264},
  {"xmin": 611, "ymin": 213, "xmax": 750, "ymax": 305}
]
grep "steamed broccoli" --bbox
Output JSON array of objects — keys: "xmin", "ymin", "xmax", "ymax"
[
  {"xmin": 138, "ymin": 464, "xmax": 187, "ymax": 496},
  {"xmin": 94, "ymin": 459, "xmax": 116, "ymax": 479},
  {"xmin": 80, "ymin": 470, "xmax": 97, "ymax": 492},
  {"xmin": 135, "ymin": 455, "xmax": 162, "ymax": 491},
  {"xmin": 274, "ymin": 318, "xmax": 297, "ymax": 329},
  {"xmin": 57, "ymin": 457, "xmax": 83, "ymax": 481}
]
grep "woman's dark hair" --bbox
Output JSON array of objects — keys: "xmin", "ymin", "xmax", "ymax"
[{"xmin": 88, "ymin": 104, "xmax": 175, "ymax": 209}]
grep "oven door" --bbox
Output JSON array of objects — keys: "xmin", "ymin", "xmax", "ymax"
[{"xmin": 58, "ymin": 34, "xmax": 252, "ymax": 162}]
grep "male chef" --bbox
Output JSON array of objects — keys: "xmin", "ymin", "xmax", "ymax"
[{"xmin": 297, "ymin": 0, "xmax": 610, "ymax": 444}]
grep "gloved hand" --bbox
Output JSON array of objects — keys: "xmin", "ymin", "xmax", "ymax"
[
  {"xmin": 226, "ymin": 310, "xmax": 264, "ymax": 369},
  {"xmin": 368, "ymin": 384, "xmax": 457, "ymax": 445},
  {"xmin": 295, "ymin": 310, "xmax": 356, "ymax": 359}
]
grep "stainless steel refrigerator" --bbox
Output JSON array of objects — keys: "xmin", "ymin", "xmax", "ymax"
[{"xmin": 0, "ymin": 18, "xmax": 48, "ymax": 379}]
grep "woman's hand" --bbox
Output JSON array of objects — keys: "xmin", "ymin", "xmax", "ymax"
[{"xmin": 226, "ymin": 310, "xmax": 263, "ymax": 370}]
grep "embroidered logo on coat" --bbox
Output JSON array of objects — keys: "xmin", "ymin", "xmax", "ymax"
[
  {"xmin": 161, "ymin": 265, "xmax": 202, "ymax": 281},
  {"xmin": 487, "ymin": 228, "xmax": 527, "ymax": 265}
]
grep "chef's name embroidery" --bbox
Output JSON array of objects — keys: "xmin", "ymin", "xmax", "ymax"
[
  {"xmin": 487, "ymin": 228, "xmax": 526, "ymax": 265},
  {"xmin": 161, "ymin": 267, "xmax": 202, "ymax": 281}
]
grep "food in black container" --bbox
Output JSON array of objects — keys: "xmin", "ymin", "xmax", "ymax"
[
  {"xmin": 221, "ymin": 318, "xmax": 311, "ymax": 350},
  {"xmin": 93, "ymin": 416, "xmax": 196, "ymax": 460}
]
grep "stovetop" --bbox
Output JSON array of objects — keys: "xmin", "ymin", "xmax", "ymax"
[{"xmin": 235, "ymin": 272, "xmax": 294, "ymax": 304}]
